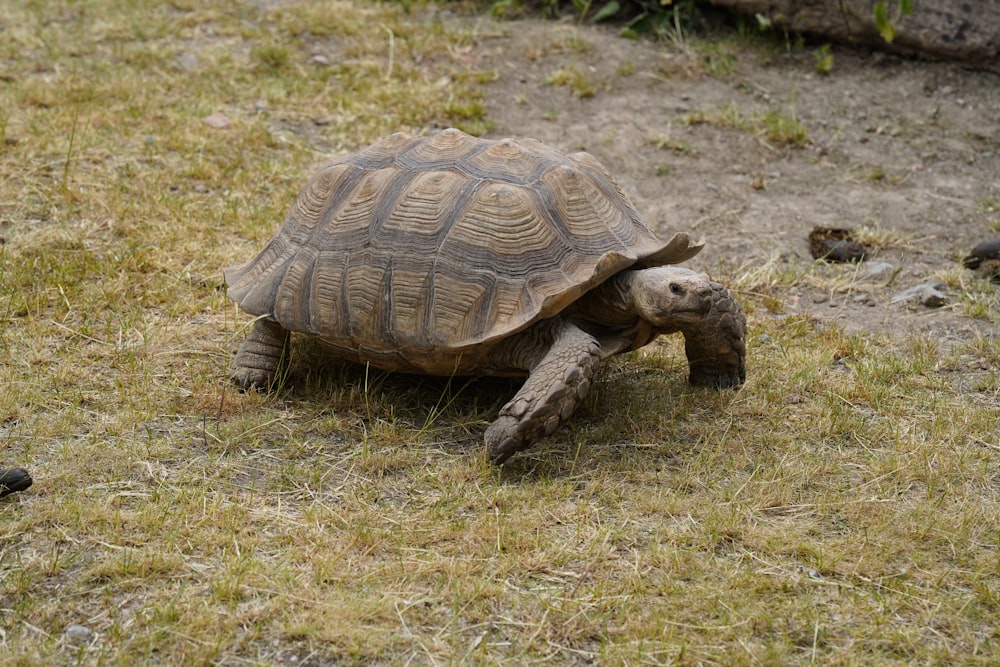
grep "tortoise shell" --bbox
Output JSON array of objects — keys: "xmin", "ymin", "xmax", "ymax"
[{"xmin": 225, "ymin": 129, "xmax": 702, "ymax": 373}]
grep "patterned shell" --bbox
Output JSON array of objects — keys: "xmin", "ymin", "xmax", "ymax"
[{"xmin": 226, "ymin": 129, "xmax": 701, "ymax": 367}]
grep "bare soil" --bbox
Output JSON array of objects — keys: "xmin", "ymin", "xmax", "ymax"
[{"xmin": 444, "ymin": 15, "xmax": 1000, "ymax": 342}]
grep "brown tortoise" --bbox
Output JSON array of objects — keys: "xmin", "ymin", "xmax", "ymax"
[{"xmin": 226, "ymin": 129, "xmax": 747, "ymax": 464}]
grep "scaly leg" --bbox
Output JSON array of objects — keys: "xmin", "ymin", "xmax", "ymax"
[
  {"xmin": 486, "ymin": 319, "xmax": 602, "ymax": 464},
  {"xmin": 230, "ymin": 318, "xmax": 290, "ymax": 391},
  {"xmin": 682, "ymin": 282, "xmax": 747, "ymax": 389}
]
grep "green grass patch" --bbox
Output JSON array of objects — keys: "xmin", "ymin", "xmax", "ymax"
[
  {"xmin": 684, "ymin": 103, "xmax": 811, "ymax": 147},
  {"xmin": 545, "ymin": 64, "xmax": 601, "ymax": 98}
]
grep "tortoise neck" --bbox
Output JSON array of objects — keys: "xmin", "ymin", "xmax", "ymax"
[{"xmin": 570, "ymin": 272, "xmax": 640, "ymax": 327}]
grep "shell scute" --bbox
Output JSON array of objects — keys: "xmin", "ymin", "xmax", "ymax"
[
  {"xmin": 456, "ymin": 138, "xmax": 553, "ymax": 184},
  {"xmin": 346, "ymin": 131, "xmax": 422, "ymax": 170},
  {"xmin": 392, "ymin": 128, "xmax": 487, "ymax": 171}
]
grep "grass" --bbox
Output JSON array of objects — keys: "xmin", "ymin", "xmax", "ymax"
[
  {"xmin": 683, "ymin": 103, "xmax": 810, "ymax": 148},
  {"xmin": 545, "ymin": 64, "xmax": 601, "ymax": 98},
  {"xmin": 649, "ymin": 130, "xmax": 692, "ymax": 156},
  {"xmin": 2, "ymin": 1, "xmax": 1000, "ymax": 665}
]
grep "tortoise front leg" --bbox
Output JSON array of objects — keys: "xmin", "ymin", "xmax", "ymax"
[
  {"xmin": 230, "ymin": 318, "xmax": 291, "ymax": 391},
  {"xmin": 682, "ymin": 282, "xmax": 747, "ymax": 389},
  {"xmin": 486, "ymin": 320, "xmax": 602, "ymax": 464}
]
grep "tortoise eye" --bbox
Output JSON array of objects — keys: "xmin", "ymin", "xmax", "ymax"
[{"xmin": 669, "ymin": 283, "xmax": 683, "ymax": 295}]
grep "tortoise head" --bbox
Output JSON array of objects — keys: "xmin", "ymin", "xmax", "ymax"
[
  {"xmin": 631, "ymin": 266, "xmax": 747, "ymax": 389},
  {"xmin": 631, "ymin": 267, "xmax": 716, "ymax": 328}
]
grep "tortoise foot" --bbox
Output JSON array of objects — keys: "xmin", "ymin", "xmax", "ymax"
[
  {"xmin": 486, "ymin": 322, "xmax": 601, "ymax": 464},
  {"xmin": 230, "ymin": 319, "xmax": 290, "ymax": 392}
]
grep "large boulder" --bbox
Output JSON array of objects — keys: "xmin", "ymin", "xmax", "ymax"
[{"xmin": 706, "ymin": 0, "xmax": 1000, "ymax": 71}]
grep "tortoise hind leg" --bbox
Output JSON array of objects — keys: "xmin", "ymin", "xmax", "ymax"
[
  {"xmin": 230, "ymin": 318, "xmax": 291, "ymax": 391},
  {"xmin": 486, "ymin": 320, "xmax": 602, "ymax": 464}
]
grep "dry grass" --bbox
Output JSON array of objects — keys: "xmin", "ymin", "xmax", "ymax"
[{"xmin": 2, "ymin": 1, "xmax": 999, "ymax": 665}]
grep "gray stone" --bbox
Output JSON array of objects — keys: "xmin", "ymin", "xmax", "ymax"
[
  {"xmin": 862, "ymin": 261, "xmax": 896, "ymax": 281},
  {"xmin": 176, "ymin": 51, "xmax": 199, "ymax": 72},
  {"xmin": 890, "ymin": 281, "xmax": 947, "ymax": 304},
  {"xmin": 65, "ymin": 624, "xmax": 94, "ymax": 644}
]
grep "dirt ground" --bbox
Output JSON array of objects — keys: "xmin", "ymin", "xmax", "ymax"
[{"xmin": 432, "ymin": 14, "xmax": 1000, "ymax": 344}]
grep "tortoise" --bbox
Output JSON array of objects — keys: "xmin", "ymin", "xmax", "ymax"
[{"xmin": 226, "ymin": 129, "xmax": 747, "ymax": 464}]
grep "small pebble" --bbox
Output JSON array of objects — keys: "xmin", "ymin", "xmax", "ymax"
[
  {"xmin": 203, "ymin": 112, "xmax": 231, "ymax": 129},
  {"xmin": 176, "ymin": 51, "xmax": 199, "ymax": 72},
  {"xmin": 66, "ymin": 624, "xmax": 94, "ymax": 644},
  {"xmin": 862, "ymin": 261, "xmax": 895, "ymax": 280},
  {"xmin": 757, "ymin": 333, "xmax": 771, "ymax": 343},
  {"xmin": 920, "ymin": 286, "xmax": 947, "ymax": 308},
  {"xmin": 890, "ymin": 281, "xmax": 946, "ymax": 304}
]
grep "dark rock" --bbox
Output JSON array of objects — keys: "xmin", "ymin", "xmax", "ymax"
[
  {"xmin": 970, "ymin": 258, "xmax": 1000, "ymax": 282},
  {"xmin": 964, "ymin": 239, "xmax": 1000, "ymax": 267},
  {"xmin": 964, "ymin": 239, "xmax": 1000, "ymax": 281},
  {"xmin": 809, "ymin": 227, "xmax": 869, "ymax": 262},
  {"xmin": 919, "ymin": 286, "xmax": 947, "ymax": 307},
  {"xmin": 0, "ymin": 467, "xmax": 31, "ymax": 498}
]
